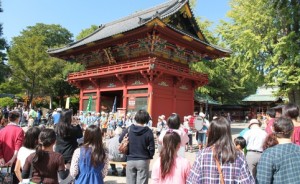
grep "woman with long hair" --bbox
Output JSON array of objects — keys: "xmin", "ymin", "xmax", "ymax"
[
  {"xmin": 152, "ymin": 131, "xmax": 190, "ymax": 183},
  {"xmin": 22, "ymin": 129, "xmax": 69, "ymax": 183},
  {"xmin": 187, "ymin": 117, "xmax": 254, "ymax": 183},
  {"xmin": 282, "ymin": 103, "xmax": 300, "ymax": 145},
  {"xmin": 257, "ymin": 117, "xmax": 300, "ymax": 183},
  {"xmin": 55, "ymin": 109, "xmax": 83, "ymax": 165},
  {"xmin": 158, "ymin": 113, "xmax": 189, "ymax": 157},
  {"xmin": 14, "ymin": 127, "xmax": 40, "ymax": 182},
  {"xmin": 70, "ymin": 125, "xmax": 109, "ymax": 184}
]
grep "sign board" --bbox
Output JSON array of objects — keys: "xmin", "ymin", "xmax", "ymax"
[
  {"xmin": 128, "ymin": 97, "xmax": 136, "ymax": 110},
  {"xmin": 194, "ymin": 117, "xmax": 204, "ymax": 131}
]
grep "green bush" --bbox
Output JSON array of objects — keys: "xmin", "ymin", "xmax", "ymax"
[{"xmin": 0, "ymin": 97, "xmax": 15, "ymax": 107}]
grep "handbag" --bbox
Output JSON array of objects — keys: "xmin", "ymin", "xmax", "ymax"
[
  {"xmin": 118, "ymin": 127, "xmax": 130, "ymax": 154},
  {"xmin": 0, "ymin": 166, "xmax": 13, "ymax": 184}
]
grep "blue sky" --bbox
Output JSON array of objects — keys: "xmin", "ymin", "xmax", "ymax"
[{"xmin": 1, "ymin": 0, "xmax": 230, "ymax": 43}]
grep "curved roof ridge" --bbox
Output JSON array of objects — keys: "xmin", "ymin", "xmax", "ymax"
[
  {"xmin": 47, "ymin": 25, "xmax": 106, "ymax": 52},
  {"xmin": 104, "ymin": 0, "xmax": 183, "ymax": 27}
]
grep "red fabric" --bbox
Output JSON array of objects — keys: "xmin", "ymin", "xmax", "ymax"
[
  {"xmin": 265, "ymin": 118, "xmax": 275, "ymax": 135},
  {"xmin": 0, "ymin": 124, "xmax": 24, "ymax": 162},
  {"xmin": 189, "ymin": 116, "xmax": 196, "ymax": 129},
  {"xmin": 292, "ymin": 126, "xmax": 300, "ymax": 146}
]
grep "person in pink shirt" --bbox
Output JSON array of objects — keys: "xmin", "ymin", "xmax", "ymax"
[
  {"xmin": 152, "ymin": 130, "xmax": 191, "ymax": 183},
  {"xmin": 158, "ymin": 113, "xmax": 189, "ymax": 157},
  {"xmin": 265, "ymin": 109, "xmax": 276, "ymax": 134}
]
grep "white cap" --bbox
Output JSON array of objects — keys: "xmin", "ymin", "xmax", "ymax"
[
  {"xmin": 248, "ymin": 119, "xmax": 260, "ymax": 128},
  {"xmin": 199, "ymin": 112, "xmax": 205, "ymax": 117},
  {"xmin": 57, "ymin": 108, "xmax": 62, "ymax": 112}
]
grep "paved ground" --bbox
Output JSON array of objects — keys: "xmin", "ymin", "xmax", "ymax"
[{"xmin": 104, "ymin": 122, "xmax": 249, "ymax": 184}]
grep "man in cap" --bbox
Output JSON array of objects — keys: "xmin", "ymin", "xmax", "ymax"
[{"xmin": 243, "ymin": 118, "xmax": 267, "ymax": 178}]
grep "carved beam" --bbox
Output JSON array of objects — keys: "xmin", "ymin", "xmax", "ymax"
[
  {"xmin": 69, "ymin": 80, "xmax": 82, "ymax": 89},
  {"xmin": 89, "ymin": 78, "xmax": 99, "ymax": 88},
  {"xmin": 174, "ymin": 76, "xmax": 185, "ymax": 87},
  {"xmin": 140, "ymin": 70, "xmax": 150, "ymax": 82},
  {"xmin": 115, "ymin": 74, "xmax": 126, "ymax": 85}
]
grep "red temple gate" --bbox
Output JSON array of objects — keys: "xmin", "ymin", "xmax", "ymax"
[{"xmin": 49, "ymin": 0, "xmax": 230, "ymax": 124}]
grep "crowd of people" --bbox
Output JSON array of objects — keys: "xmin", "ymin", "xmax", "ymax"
[{"xmin": 0, "ymin": 103, "xmax": 299, "ymax": 184}]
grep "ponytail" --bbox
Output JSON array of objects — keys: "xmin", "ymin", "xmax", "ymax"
[
  {"xmin": 32, "ymin": 143, "xmax": 43, "ymax": 165},
  {"xmin": 32, "ymin": 129, "xmax": 56, "ymax": 165},
  {"xmin": 160, "ymin": 130, "xmax": 181, "ymax": 179}
]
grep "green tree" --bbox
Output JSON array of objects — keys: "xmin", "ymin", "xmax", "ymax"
[
  {"xmin": 191, "ymin": 17, "xmax": 260, "ymax": 104},
  {"xmin": 0, "ymin": 97, "xmax": 14, "ymax": 107},
  {"xmin": 218, "ymin": 0, "xmax": 300, "ymax": 105},
  {"xmin": 76, "ymin": 25, "xmax": 98, "ymax": 40},
  {"xmin": 42, "ymin": 57, "xmax": 83, "ymax": 107},
  {"xmin": 8, "ymin": 23, "xmax": 83, "ymax": 106},
  {"xmin": 0, "ymin": 0, "xmax": 9, "ymax": 83},
  {"xmin": 0, "ymin": 80, "xmax": 23, "ymax": 94}
]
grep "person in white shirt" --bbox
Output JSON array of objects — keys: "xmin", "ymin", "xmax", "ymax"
[
  {"xmin": 243, "ymin": 118, "xmax": 267, "ymax": 178},
  {"xmin": 158, "ymin": 113, "xmax": 189, "ymax": 157},
  {"xmin": 14, "ymin": 127, "xmax": 41, "ymax": 183}
]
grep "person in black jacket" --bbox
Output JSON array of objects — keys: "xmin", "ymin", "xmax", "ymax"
[
  {"xmin": 55, "ymin": 109, "xmax": 83, "ymax": 166},
  {"xmin": 119, "ymin": 109, "xmax": 155, "ymax": 184}
]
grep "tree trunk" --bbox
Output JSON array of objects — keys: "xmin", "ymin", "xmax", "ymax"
[
  {"xmin": 288, "ymin": 87, "xmax": 300, "ymax": 107},
  {"xmin": 49, "ymin": 96, "xmax": 53, "ymax": 110}
]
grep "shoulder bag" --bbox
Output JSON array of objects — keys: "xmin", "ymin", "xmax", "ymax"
[{"xmin": 118, "ymin": 127, "xmax": 130, "ymax": 155}]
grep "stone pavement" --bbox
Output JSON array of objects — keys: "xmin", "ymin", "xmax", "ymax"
[{"xmin": 104, "ymin": 122, "xmax": 249, "ymax": 184}]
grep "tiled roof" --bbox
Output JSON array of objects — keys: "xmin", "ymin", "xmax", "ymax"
[
  {"xmin": 242, "ymin": 95, "xmax": 281, "ymax": 102},
  {"xmin": 242, "ymin": 86, "xmax": 287, "ymax": 102},
  {"xmin": 166, "ymin": 24, "xmax": 232, "ymax": 53},
  {"xmin": 48, "ymin": 0, "xmax": 231, "ymax": 55},
  {"xmin": 48, "ymin": 0, "xmax": 188, "ymax": 54},
  {"xmin": 194, "ymin": 93, "xmax": 221, "ymax": 105}
]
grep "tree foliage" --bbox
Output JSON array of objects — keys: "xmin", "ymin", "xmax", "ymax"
[
  {"xmin": 0, "ymin": 0, "xmax": 9, "ymax": 83},
  {"xmin": 8, "ymin": 23, "xmax": 83, "ymax": 106},
  {"xmin": 0, "ymin": 97, "xmax": 14, "ymax": 107},
  {"xmin": 218, "ymin": 0, "xmax": 300, "ymax": 105},
  {"xmin": 191, "ymin": 17, "xmax": 260, "ymax": 104},
  {"xmin": 76, "ymin": 25, "xmax": 98, "ymax": 40}
]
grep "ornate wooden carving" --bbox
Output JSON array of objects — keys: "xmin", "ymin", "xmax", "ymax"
[{"xmin": 103, "ymin": 47, "xmax": 116, "ymax": 64}]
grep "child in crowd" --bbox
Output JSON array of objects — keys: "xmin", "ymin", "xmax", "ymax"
[
  {"xmin": 234, "ymin": 136, "xmax": 246, "ymax": 154},
  {"xmin": 70, "ymin": 125, "xmax": 109, "ymax": 184},
  {"xmin": 184, "ymin": 116, "xmax": 193, "ymax": 152},
  {"xmin": 152, "ymin": 131, "xmax": 191, "ymax": 183}
]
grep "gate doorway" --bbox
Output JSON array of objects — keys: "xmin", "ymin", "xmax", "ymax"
[{"xmin": 100, "ymin": 90, "xmax": 123, "ymax": 112}]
